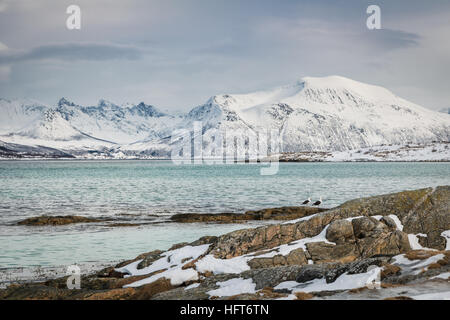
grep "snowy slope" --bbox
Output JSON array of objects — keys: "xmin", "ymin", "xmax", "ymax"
[
  {"xmin": 56, "ymin": 98, "xmax": 182, "ymax": 144},
  {"xmin": 0, "ymin": 98, "xmax": 49, "ymax": 135},
  {"xmin": 189, "ymin": 76, "xmax": 450, "ymax": 153}
]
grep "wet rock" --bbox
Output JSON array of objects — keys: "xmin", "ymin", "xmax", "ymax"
[
  {"xmin": 352, "ymin": 217, "xmax": 388, "ymax": 239},
  {"xmin": 131, "ymin": 278, "xmax": 174, "ymax": 300},
  {"xmin": 137, "ymin": 251, "xmax": 164, "ymax": 269},
  {"xmin": 170, "ymin": 206, "xmax": 326, "ymax": 223},
  {"xmin": 106, "ymin": 223, "xmax": 141, "ymax": 227},
  {"xmin": 327, "ymin": 257, "xmax": 387, "ymax": 283},
  {"xmin": 379, "ymin": 216, "xmax": 398, "ymax": 230},
  {"xmin": 306, "ymin": 242, "xmax": 359, "ymax": 264},
  {"xmin": 326, "ymin": 219, "xmax": 355, "ymax": 244},
  {"xmin": 248, "ymin": 248, "xmax": 308, "ymax": 269},
  {"xmin": 243, "ymin": 265, "xmax": 305, "ymax": 290},
  {"xmin": 85, "ymin": 288, "xmax": 136, "ymax": 300},
  {"xmin": 295, "ymin": 264, "xmax": 330, "ymax": 283},
  {"xmin": 17, "ymin": 215, "xmax": 103, "ymax": 226}
]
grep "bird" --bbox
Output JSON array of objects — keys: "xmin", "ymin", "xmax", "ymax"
[
  {"xmin": 312, "ymin": 196, "xmax": 322, "ymax": 206},
  {"xmin": 302, "ymin": 197, "xmax": 311, "ymax": 205}
]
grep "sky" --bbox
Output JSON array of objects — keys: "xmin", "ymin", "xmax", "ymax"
[{"xmin": 0, "ymin": 0, "xmax": 449, "ymax": 112}]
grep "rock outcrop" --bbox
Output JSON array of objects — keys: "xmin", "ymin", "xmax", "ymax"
[
  {"xmin": 17, "ymin": 215, "xmax": 104, "ymax": 226},
  {"xmin": 170, "ymin": 206, "xmax": 326, "ymax": 223}
]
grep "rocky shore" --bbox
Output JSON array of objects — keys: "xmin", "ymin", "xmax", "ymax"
[
  {"xmin": 17, "ymin": 215, "xmax": 105, "ymax": 226},
  {"xmin": 17, "ymin": 207, "xmax": 327, "ymax": 226},
  {"xmin": 170, "ymin": 207, "xmax": 326, "ymax": 223},
  {"xmin": 2, "ymin": 186, "xmax": 449, "ymax": 300}
]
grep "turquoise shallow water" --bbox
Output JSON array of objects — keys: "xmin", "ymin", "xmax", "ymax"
[{"xmin": 0, "ymin": 160, "xmax": 449, "ymax": 268}]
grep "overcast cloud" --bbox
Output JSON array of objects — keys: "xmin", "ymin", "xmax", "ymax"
[{"xmin": 0, "ymin": 0, "xmax": 449, "ymax": 111}]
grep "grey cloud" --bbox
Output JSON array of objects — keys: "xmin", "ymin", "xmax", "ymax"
[
  {"xmin": 0, "ymin": 42, "xmax": 144, "ymax": 64},
  {"xmin": 360, "ymin": 28, "xmax": 421, "ymax": 50}
]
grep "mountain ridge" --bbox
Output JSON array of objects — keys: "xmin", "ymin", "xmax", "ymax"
[{"xmin": 0, "ymin": 76, "xmax": 449, "ymax": 159}]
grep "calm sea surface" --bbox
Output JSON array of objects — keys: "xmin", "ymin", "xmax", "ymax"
[{"xmin": 0, "ymin": 160, "xmax": 449, "ymax": 268}]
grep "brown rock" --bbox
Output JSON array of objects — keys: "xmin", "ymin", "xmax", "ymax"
[
  {"xmin": 170, "ymin": 206, "xmax": 326, "ymax": 223},
  {"xmin": 294, "ymin": 292, "xmax": 314, "ymax": 300},
  {"xmin": 306, "ymin": 242, "xmax": 359, "ymax": 264},
  {"xmin": 326, "ymin": 219, "xmax": 355, "ymax": 244},
  {"xmin": 248, "ymin": 248, "xmax": 308, "ymax": 269},
  {"xmin": 381, "ymin": 264, "xmax": 401, "ymax": 280},
  {"xmin": 379, "ymin": 216, "xmax": 398, "ymax": 230},
  {"xmin": 131, "ymin": 278, "xmax": 174, "ymax": 300},
  {"xmin": 85, "ymin": 288, "xmax": 136, "ymax": 300},
  {"xmin": 384, "ymin": 296, "xmax": 414, "ymax": 300},
  {"xmin": 17, "ymin": 215, "xmax": 102, "ymax": 226},
  {"xmin": 352, "ymin": 217, "xmax": 388, "ymax": 239},
  {"xmin": 404, "ymin": 249, "xmax": 441, "ymax": 260}
]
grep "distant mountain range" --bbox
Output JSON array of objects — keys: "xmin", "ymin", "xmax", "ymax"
[
  {"xmin": 0, "ymin": 76, "xmax": 449, "ymax": 159},
  {"xmin": 440, "ymin": 107, "xmax": 450, "ymax": 114}
]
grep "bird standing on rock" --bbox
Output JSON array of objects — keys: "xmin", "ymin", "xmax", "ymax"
[
  {"xmin": 313, "ymin": 196, "xmax": 322, "ymax": 206},
  {"xmin": 302, "ymin": 197, "xmax": 311, "ymax": 205}
]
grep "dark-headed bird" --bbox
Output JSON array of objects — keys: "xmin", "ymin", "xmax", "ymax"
[
  {"xmin": 302, "ymin": 197, "xmax": 311, "ymax": 205},
  {"xmin": 312, "ymin": 196, "xmax": 322, "ymax": 206}
]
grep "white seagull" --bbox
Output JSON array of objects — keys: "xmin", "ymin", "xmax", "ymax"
[{"xmin": 302, "ymin": 197, "xmax": 311, "ymax": 205}]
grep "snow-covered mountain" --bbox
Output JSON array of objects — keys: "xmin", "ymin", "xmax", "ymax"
[
  {"xmin": 0, "ymin": 76, "xmax": 449, "ymax": 159},
  {"xmin": 56, "ymin": 98, "xmax": 181, "ymax": 144}
]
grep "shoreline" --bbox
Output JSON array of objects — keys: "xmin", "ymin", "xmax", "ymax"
[
  {"xmin": 1, "ymin": 158, "xmax": 449, "ymax": 162},
  {"xmin": 1, "ymin": 186, "xmax": 449, "ymax": 300},
  {"xmin": 1, "ymin": 142, "xmax": 449, "ymax": 162}
]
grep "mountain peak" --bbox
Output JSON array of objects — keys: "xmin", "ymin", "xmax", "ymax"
[
  {"xmin": 298, "ymin": 75, "xmax": 398, "ymax": 103},
  {"xmin": 97, "ymin": 99, "xmax": 118, "ymax": 108},
  {"xmin": 57, "ymin": 97, "xmax": 76, "ymax": 108},
  {"xmin": 131, "ymin": 102, "xmax": 166, "ymax": 117}
]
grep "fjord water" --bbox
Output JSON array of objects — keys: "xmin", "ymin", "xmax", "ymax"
[{"xmin": 0, "ymin": 160, "xmax": 449, "ymax": 268}]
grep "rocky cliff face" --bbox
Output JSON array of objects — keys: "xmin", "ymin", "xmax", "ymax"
[{"xmin": 1, "ymin": 186, "xmax": 449, "ymax": 300}]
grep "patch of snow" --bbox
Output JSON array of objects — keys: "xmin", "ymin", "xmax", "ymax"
[
  {"xmin": 276, "ymin": 294, "xmax": 297, "ymax": 300},
  {"xmin": 257, "ymin": 224, "xmax": 335, "ymax": 258},
  {"xmin": 184, "ymin": 282, "xmax": 200, "ymax": 290},
  {"xmin": 392, "ymin": 253, "xmax": 445, "ymax": 275},
  {"xmin": 116, "ymin": 244, "xmax": 209, "ymax": 277},
  {"xmin": 125, "ymin": 266, "xmax": 198, "ymax": 287},
  {"xmin": 388, "ymin": 214, "xmax": 404, "ymax": 231},
  {"xmin": 282, "ymin": 213, "xmax": 317, "ymax": 224},
  {"xmin": 431, "ymin": 272, "xmax": 450, "ymax": 280},
  {"xmin": 195, "ymin": 254, "xmax": 251, "ymax": 275},
  {"xmin": 116, "ymin": 244, "xmax": 210, "ymax": 287},
  {"xmin": 207, "ymin": 278, "xmax": 256, "ymax": 297},
  {"xmin": 274, "ymin": 281, "xmax": 298, "ymax": 290},
  {"xmin": 275, "ymin": 267, "xmax": 382, "ymax": 293},
  {"xmin": 408, "ymin": 234, "xmax": 427, "ymax": 250}
]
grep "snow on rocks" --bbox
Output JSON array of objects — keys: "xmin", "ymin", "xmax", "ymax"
[
  {"xmin": 116, "ymin": 244, "xmax": 210, "ymax": 287},
  {"xmin": 392, "ymin": 253, "xmax": 446, "ymax": 275},
  {"xmin": 274, "ymin": 266, "xmax": 382, "ymax": 293},
  {"xmin": 207, "ymin": 278, "xmax": 256, "ymax": 297}
]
